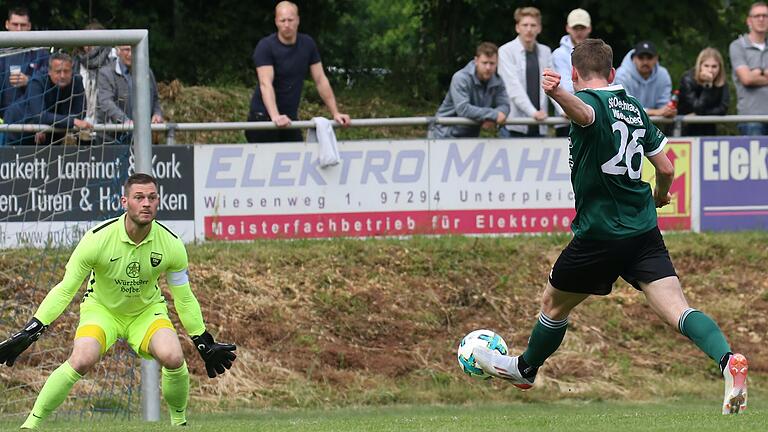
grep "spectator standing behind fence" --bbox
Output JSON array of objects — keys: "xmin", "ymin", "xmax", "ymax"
[
  {"xmin": 551, "ymin": 8, "xmax": 592, "ymax": 137},
  {"xmin": 0, "ymin": 7, "xmax": 50, "ymax": 118},
  {"xmin": 677, "ymin": 48, "xmax": 729, "ymax": 136},
  {"xmin": 614, "ymin": 41, "xmax": 676, "ymax": 119},
  {"xmin": 729, "ymin": 1, "xmax": 768, "ymax": 135},
  {"xmin": 73, "ymin": 21, "xmax": 115, "ymax": 126},
  {"xmin": 97, "ymin": 45, "xmax": 163, "ymax": 144},
  {"xmin": 428, "ymin": 42, "xmax": 509, "ymax": 139},
  {"xmin": 246, "ymin": 1, "xmax": 350, "ymax": 143},
  {"xmin": 3, "ymin": 52, "xmax": 91, "ymax": 146},
  {"xmin": 497, "ymin": 6, "xmax": 551, "ymax": 138}
]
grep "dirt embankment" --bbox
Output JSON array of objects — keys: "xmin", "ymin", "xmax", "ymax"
[{"xmin": 1, "ymin": 233, "xmax": 766, "ymax": 408}]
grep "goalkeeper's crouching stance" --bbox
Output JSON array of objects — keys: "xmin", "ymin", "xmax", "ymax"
[{"xmin": 0, "ymin": 173, "xmax": 236, "ymax": 429}]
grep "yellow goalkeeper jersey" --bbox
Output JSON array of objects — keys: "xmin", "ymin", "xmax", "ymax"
[{"xmin": 34, "ymin": 214, "xmax": 205, "ymax": 336}]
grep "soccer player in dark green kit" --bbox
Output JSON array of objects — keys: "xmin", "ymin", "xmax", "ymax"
[
  {"xmin": 473, "ymin": 39, "xmax": 748, "ymax": 415},
  {"xmin": 0, "ymin": 173, "xmax": 237, "ymax": 428}
]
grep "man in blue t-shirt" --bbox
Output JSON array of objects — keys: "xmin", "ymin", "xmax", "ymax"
[{"xmin": 246, "ymin": 1, "xmax": 351, "ymax": 143}]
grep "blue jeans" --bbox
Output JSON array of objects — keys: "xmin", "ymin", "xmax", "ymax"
[{"xmin": 737, "ymin": 122, "xmax": 768, "ymax": 136}]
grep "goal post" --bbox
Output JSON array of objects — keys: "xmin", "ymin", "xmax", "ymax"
[{"xmin": 0, "ymin": 30, "xmax": 158, "ymax": 422}]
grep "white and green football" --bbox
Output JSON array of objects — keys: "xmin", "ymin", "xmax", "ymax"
[{"xmin": 457, "ymin": 329, "xmax": 508, "ymax": 379}]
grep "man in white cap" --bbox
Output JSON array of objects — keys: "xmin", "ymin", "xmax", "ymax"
[{"xmin": 551, "ymin": 8, "xmax": 592, "ymax": 136}]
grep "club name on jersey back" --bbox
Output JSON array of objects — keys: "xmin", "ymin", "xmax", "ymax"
[{"xmin": 607, "ymin": 96, "xmax": 642, "ymax": 126}]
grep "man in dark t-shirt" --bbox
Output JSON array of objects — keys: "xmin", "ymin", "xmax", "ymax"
[{"xmin": 246, "ymin": 1, "xmax": 351, "ymax": 143}]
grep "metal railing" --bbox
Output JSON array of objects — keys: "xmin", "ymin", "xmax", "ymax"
[{"xmin": 1, "ymin": 114, "xmax": 767, "ymax": 145}]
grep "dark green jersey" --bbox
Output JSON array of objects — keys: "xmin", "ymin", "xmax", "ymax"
[{"xmin": 569, "ymin": 85, "xmax": 667, "ymax": 240}]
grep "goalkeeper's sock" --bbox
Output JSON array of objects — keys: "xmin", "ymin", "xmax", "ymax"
[
  {"xmin": 20, "ymin": 361, "xmax": 82, "ymax": 429},
  {"xmin": 162, "ymin": 361, "xmax": 189, "ymax": 426},
  {"xmin": 678, "ymin": 308, "xmax": 731, "ymax": 365},
  {"xmin": 521, "ymin": 312, "xmax": 568, "ymax": 369}
]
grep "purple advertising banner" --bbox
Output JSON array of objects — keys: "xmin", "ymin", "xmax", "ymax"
[{"xmin": 700, "ymin": 136, "xmax": 768, "ymax": 231}]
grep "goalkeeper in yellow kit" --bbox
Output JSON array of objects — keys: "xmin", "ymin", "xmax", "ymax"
[{"xmin": 0, "ymin": 173, "xmax": 236, "ymax": 428}]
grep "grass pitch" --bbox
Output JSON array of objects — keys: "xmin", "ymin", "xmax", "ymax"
[{"xmin": 2, "ymin": 400, "xmax": 764, "ymax": 432}]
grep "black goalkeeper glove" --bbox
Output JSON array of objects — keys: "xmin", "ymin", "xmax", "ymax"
[
  {"xmin": 191, "ymin": 331, "xmax": 236, "ymax": 378},
  {"xmin": 0, "ymin": 317, "xmax": 47, "ymax": 367}
]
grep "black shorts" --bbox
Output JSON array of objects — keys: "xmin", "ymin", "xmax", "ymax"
[{"xmin": 548, "ymin": 226, "xmax": 677, "ymax": 295}]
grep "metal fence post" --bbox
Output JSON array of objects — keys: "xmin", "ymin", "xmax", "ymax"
[
  {"xmin": 673, "ymin": 116, "xmax": 683, "ymax": 137},
  {"xmin": 140, "ymin": 359, "xmax": 160, "ymax": 421},
  {"xmin": 166, "ymin": 123, "xmax": 177, "ymax": 146}
]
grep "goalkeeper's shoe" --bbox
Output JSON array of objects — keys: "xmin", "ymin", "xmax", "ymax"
[
  {"xmin": 171, "ymin": 408, "xmax": 187, "ymax": 426},
  {"xmin": 0, "ymin": 318, "xmax": 47, "ymax": 367},
  {"xmin": 722, "ymin": 352, "xmax": 748, "ymax": 415},
  {"xmin": 472, "ymin": 346, "xmax": 535, "ymax": 389}
]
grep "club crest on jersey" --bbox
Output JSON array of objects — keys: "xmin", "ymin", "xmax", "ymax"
[
  {"xmin": 151, "ymin": 252, "xmax": 163, "ymax": 267},
  {"xmin": 126, "ymin": 262, "xmax": 140, "ymax": 278}
]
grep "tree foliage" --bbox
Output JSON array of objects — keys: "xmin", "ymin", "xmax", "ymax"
[{"xmin": 8, "ymin": 0, "xmax": 760, "ymax": 100}]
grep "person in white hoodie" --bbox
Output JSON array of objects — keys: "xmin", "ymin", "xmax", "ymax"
[
  {"xmin": 551, "ymin": 8, "xmax": 592, "ymax": 137},
  {"xmin": 614, "ymin": 41, "xmax": 677, "ymax": 118}
]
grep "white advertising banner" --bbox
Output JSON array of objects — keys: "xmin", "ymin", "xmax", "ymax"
[
  {"xmin": 0, "ymin": 220, "xmax": 195, "ymax": 248},
  {"xmin": 194, "ymin": 139, "xmax": 576, "ymax": 240}
]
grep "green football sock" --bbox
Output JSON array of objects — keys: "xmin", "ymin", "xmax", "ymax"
[
  {"xmin": 20, "ymin": 361, "xmax": 82, "ymax": 429},
  {"xmin": 678, "ymin": 308, "xmax": 731, "ymax": 364},
  {"xmin": 162, "ymin": 361, "xmax": 189, "ymax": 426},
  {"xmin": 521, "ymin": 313, "xmax": 568, "ymax": 368}
]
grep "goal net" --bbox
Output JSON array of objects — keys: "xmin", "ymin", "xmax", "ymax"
[{"xmin": 0, "ymin": 30, "xmax": 155, "ymax": 423}]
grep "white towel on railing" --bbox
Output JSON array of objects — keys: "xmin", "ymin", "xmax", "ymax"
[{"xmin": 308, "ymin": 117, "xmax": 340, "ymax": 168}]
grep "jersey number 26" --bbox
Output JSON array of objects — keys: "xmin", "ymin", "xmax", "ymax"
[{"xmin": 601, "ymin": 121, "xmax": 645, "ymax": 180}]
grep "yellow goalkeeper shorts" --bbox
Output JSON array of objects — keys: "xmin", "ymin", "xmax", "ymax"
[{"xmin": 76, "ymin": 301, "xmax": 176, "ymax": 359}]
